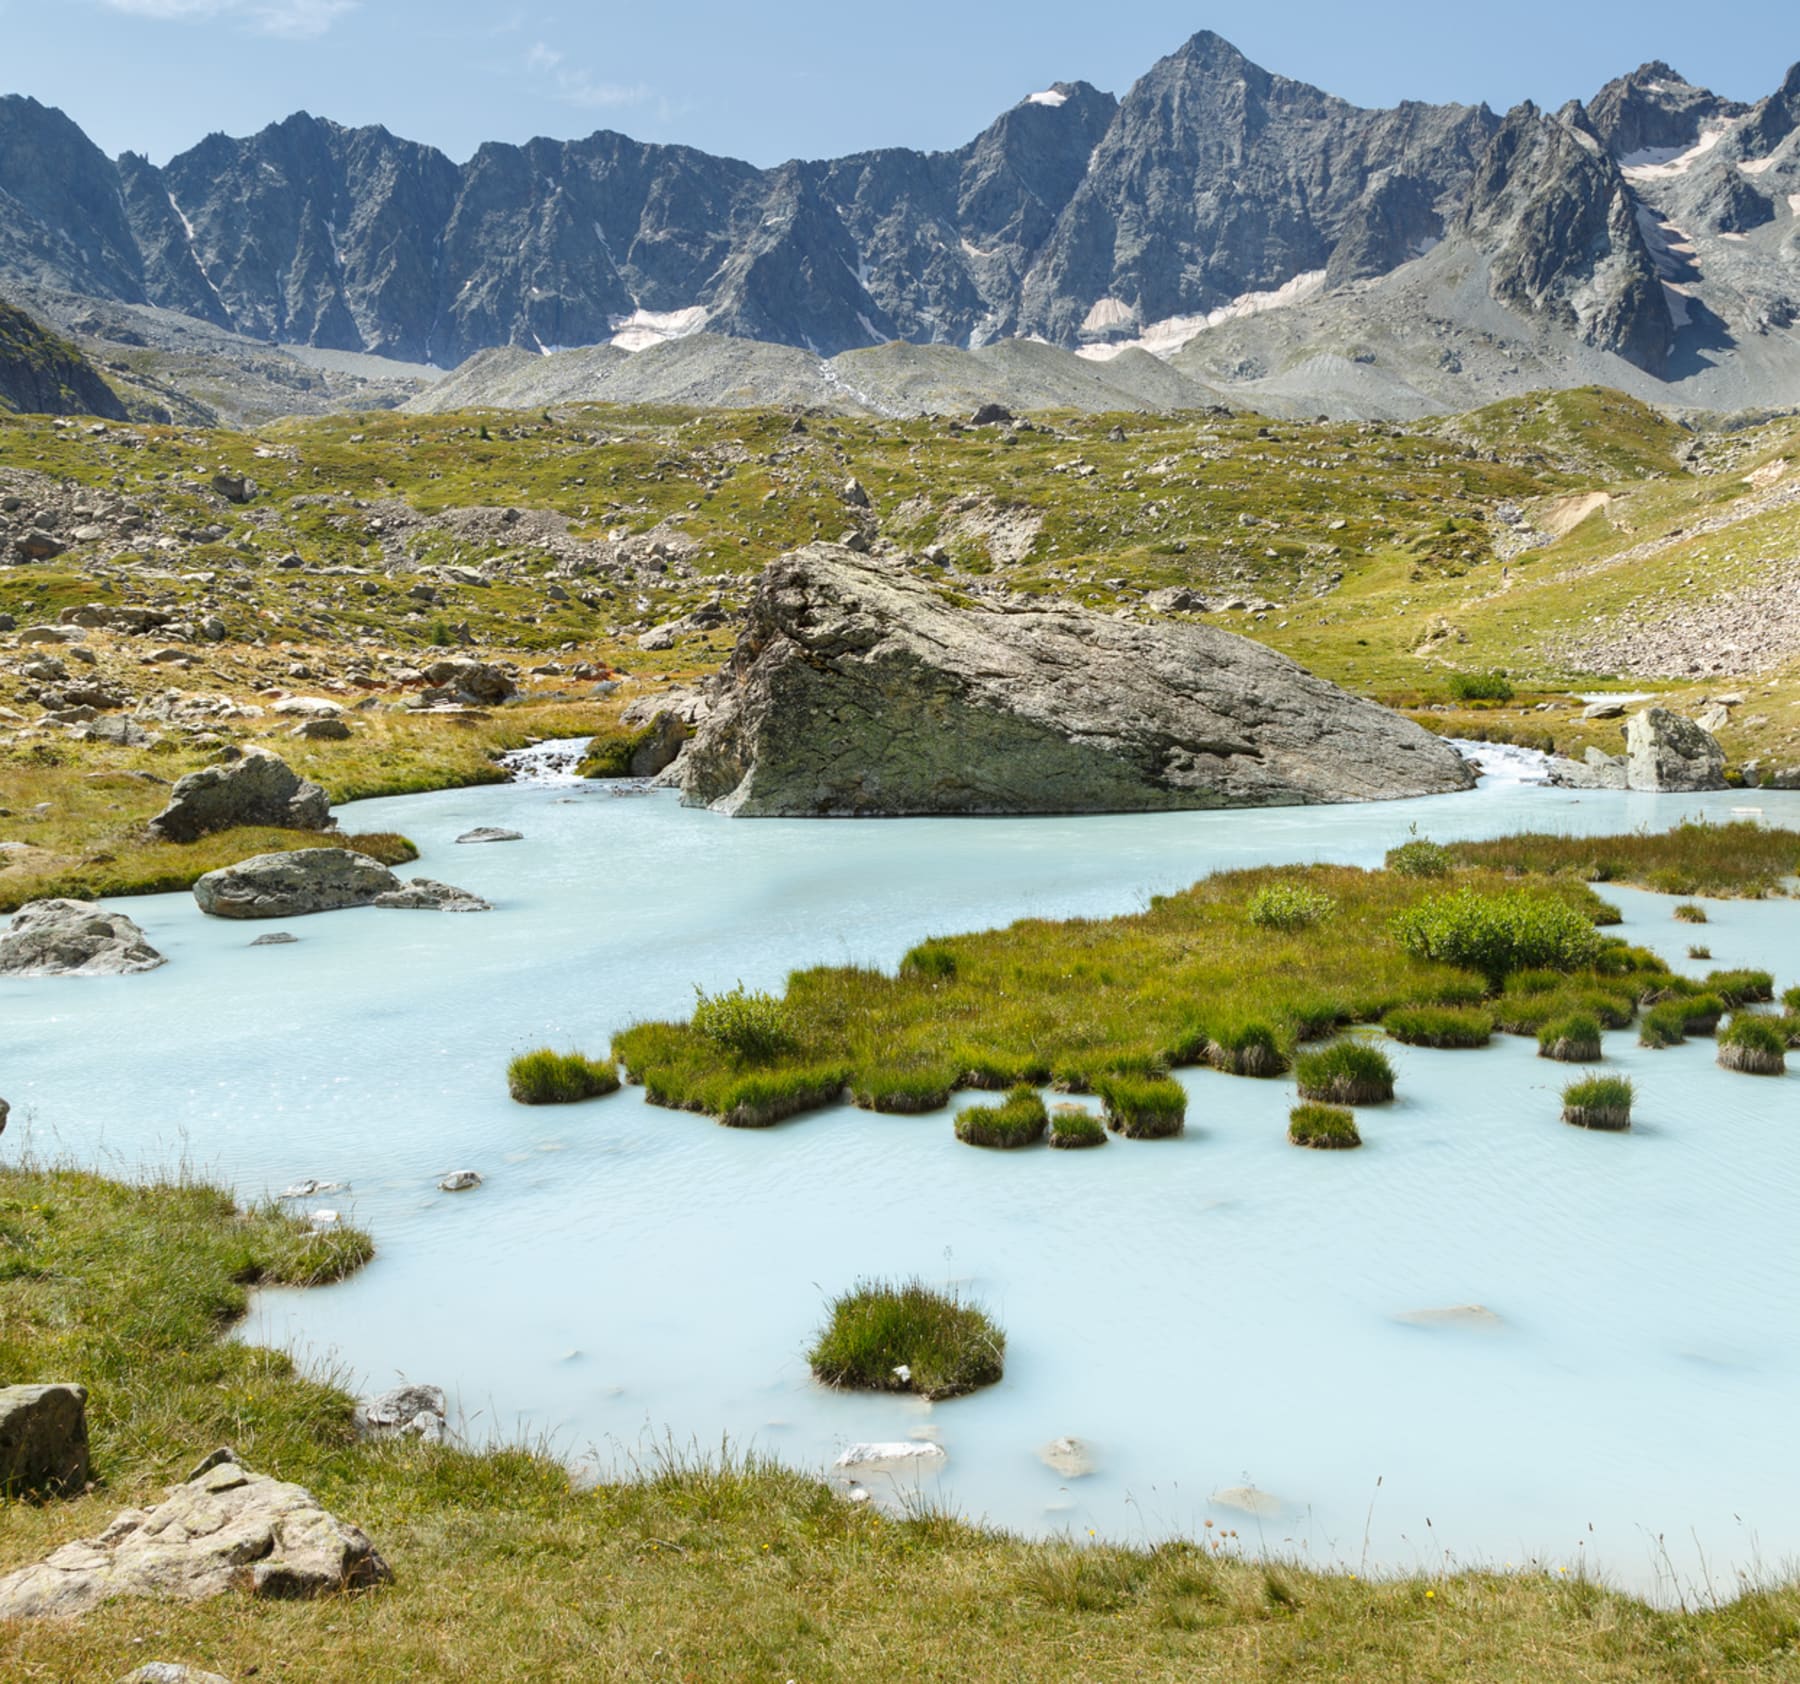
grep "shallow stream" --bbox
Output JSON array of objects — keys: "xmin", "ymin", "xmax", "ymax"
[{"xmin": 4, "ymin": 762, "xmax": 1797, "ymax": 1597}]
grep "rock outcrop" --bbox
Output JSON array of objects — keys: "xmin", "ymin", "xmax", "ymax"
[
  {"xmin": 371, "ymin": 877, "xmax": 492, "ymax": 912},
  {"xmin": 0, "ymin": 1383, "xmax": 89, "ymax": 1497},
  {"xmin": 148, "ymin": 748, "xmax": 332, "ymax": 843},
  {"xmin": 192, "ymin": 848, "xmax": 398, "ymax": 918},
  {"xmin": 354, "ymin": 1385, "xmax": 449, "ymax": 1444},
  {"xmin": 0, "ymin": 1448, "xmax": 389, "ymax": 1618},
  {"xmin": 0, "ymin": 900, "xmax": 167, "ymax": 976},
  {"xmin": 1625, "ymin": 707, "xmax": 1727, "ymax": 791},
  {"xmin": 678, "ymin": 546, "xmax": 1476, "ymax": 816}
]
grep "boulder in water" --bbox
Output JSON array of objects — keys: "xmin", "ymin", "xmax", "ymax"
[
  {"xmin": 1626, "ymin": 707, "xmax": 1726, "ymax": 792},
  {"xmin": 0, "ymin": 901, "xmax": 167, "ymax": 976},
  {"xmin": 679, "ymin": 546, "xmax": 1477, "ymax": 816},
  {"xmin": 193, "ymin": 849, "xmax": 398, "ymax": 919}
]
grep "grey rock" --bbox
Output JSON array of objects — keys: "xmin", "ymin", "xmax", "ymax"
[
  {"xmin": 209, "ymin": 472, "xmax": 255, "ymax": 504},
  {"xmin": 77, "ymin": 715, "xmax": 157, "ymax": 748},
  {"xmin": 438, "ymin": 1170, "xmax": 482, "ymax": 1192},
  {"xmin": 1146, "ymin": 586, "xmax": 1210, "ymax": 613},
  {"xmin": 193, "ymin": 848, "xmax": 399, "ymax": 919},
  {"xmin": 371, "ymin": 877, "xmax": 492, "ymax": 912},
  {"xmin": 0, "ymin": 298, "xmax": 128, "ymax": 419},
  {"xmin": 149, "ymin": 747, "xmax": 333, "ymax": 843},
  {"xmin": 1581, "ymin": 698, "xmax": 1628, "ymax": 720},
  {"xmin": 1626, "ymin": 706, "xmax": 1727, "ymax": 792},
  {"xmin": 291, "ymin": 717, "xmax": 351, "ymax": 741},
  {"xmin": 0, "ymin": 1096, "xmax": 8, "ymax": 1134},
  {"xmin": 0, "ymin": 1448, "xmax": 390, "ymax": 1618},
  {"xmin": 249, "ymin": 932, "xmax": 298, "ymax": 945},
  {"xmin": 421, "ymin": 658, "xmax": 515, "ymax": 706},
  {"xmin": 455, "ymin": 826, "xmax": 522, "ymax": 843},
  {"xmin": 680, "ymin": 545, "xmax": 1476, "ymax": 816},
  {"xmin": 118, "ymin": 1666, "xmax": 234, "ymax": 1684},
  {"xmin": 355, "ymin": 1385, "xmax": 448, "ymax": 1443},
  {"xmin": 0, "ymin": 900, "xmax": 167, "ymax": 976},
  {"xmin": 624, "ymin": 711, "xmax": 688, "ymax": 778},
  {"xmin": 0, "ymin": 1383, "xmax": 89, "ymax": 1498},
  {"xmin": 1038, "ymin": 1436, "xmax": 1096, "ymax": 1478}
]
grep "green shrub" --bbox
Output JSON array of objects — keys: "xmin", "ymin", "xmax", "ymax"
[
  {"xmin": 507, "ymin": 1048, "xmax": 620, "ymax": 1105},
  {"xmin": 1392, "ymin": 888, "xmax": 1606, "ymax": 986},
  {"xmin": 1205, "ymin": 1017, "xmax": 1291, "ymax": 1076},
  {"xmin": 1095, "ymin": 1074, "xmax": 1186, "ymax": 1139},
  {"xmin": 1386, "ymin": 838, "xmax": 1453, "ymax": 879},
  {"xmin": 1562, "ymin": 1075, "xmax": 1634, "ymax": 1131},
  {"xmin": 1718, "ymin": 1015, "xmax": 1788, "ymax": 1076},
  {"xmin": 1049, "ymin": 1107, "xmax": 1107, "ymax": 1150},
  {"xmin": 1384, "ymin": 1004, "xmax": 1493, "ymax": 1047},
  {"xmin": 1706, "ymin": 969, "xmax": 1775, "ymax": 1008},
  {"xmin": 1246, "ymin": 883, "xmax": 1337, "ymax": 932},
  {"xmin": 1288, "ymin": 1103, "xmax": 1361, "ymax": 1149},
  {"xmin": 1783, "ymin": 986, "xmax": 1800, "ymax": 1014},
  {"xmin": 807, "ymin": 1279, "xmax": 1004, "ymax": 1400},
  {"xmin": 1295, "ymin": 1041, "xmax": 1395, "ymax": 1104},
  {"xmin": 1446, "ymin": 672, "xmax": 1515, "ymax": 703},
  {"xmin": 692, "ymin": 982, "xmax": 795, "ymax": 1062},
  {"xmin": 1673, "ymin": 902, "xmax": 1708, "ymax": 925},
  {"xmin": 1537, "ymin": 1013, "xmax": 1602, "ymax": 1063},
  {"xmin": 955, "ymin": 1085, "xmax": 1049, "ymax": 1149}
]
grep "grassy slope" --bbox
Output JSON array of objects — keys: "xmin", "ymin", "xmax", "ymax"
[{"xmin": 7, "ymin": 1164, "xmax": 1800, "ymax": 1682}]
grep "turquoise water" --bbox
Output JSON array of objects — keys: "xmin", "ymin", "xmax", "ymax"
[{"xmin": 3, "ymin": 767, "xmax": 1796, "ymax": 1597}]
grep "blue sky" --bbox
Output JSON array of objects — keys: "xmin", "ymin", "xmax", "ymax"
[{"xmin": 4, "ymin": 0, "xmax": 1795, "ymax": 165}]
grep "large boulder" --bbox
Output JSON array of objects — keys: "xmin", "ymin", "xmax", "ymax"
[
  {"xmin": 1, "ymin": 1384, "xmax": 90, "ymax": 1497},
  {"xmin": 0, "ymin": 901, "xmax": 167, "ymax": 976},
  {"xmin": 421, "ymin": 659, "xmax": 516, "ymax": 707},
  {"xmin": 1626, "ymin": 707, "xmax": 1727, "ymax": 792},
  {"xmin": 148, "ymin": 748, "xmax": 333, "ymax": 843},
  {"xmin": 192, "ymin": 849, "xmax": 399, "ymax": 919},
  {"xmin": 679, "ymin": 546, "xmax": 1477, "ymax": 815},
  {"xmin": 0, "ymin": 1448, "xmax": 389, "ymax": 1619}
]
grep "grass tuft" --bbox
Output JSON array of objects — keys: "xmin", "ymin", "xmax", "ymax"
[
  {"xmin": 954, "ymin": 1085, "xmax": 1048, "ymax": 1149},
  {"xmin": 807, "ymin": 1279, "xmax": 1004, "ymax": 1400},
  {"xmin": 1295, "ymin": 1041, "xmax": 1396, "ymax": 1105},
  {"xmin": 1384, "ymin": 1004, "xmax": 1493, "ymax": 1047},
  {"xmin": 1717, "ymin": 1015, "xmax": 1789, "ymax": 1076},
  {"xmin": 1095, "ymin": 1073, "xmax": 1186, "ymax": 1139},
  {"xmin": 1537, "ymin": 1013, "xmax": 1603, "ymax": 1063},
  {"xmin": 1562, "ymin": 1075, "xmax": 1634, "ymax": 1132},
  {"xmin": 507, "ymin": 1048, "xmax": 620, "ymax": 1104},
  {"xmin": 1288, "ymin": 1103, "xmax": 1362, "ymax": 1150},
  {"xmin": 1048, "ymin": 1107, "xmax": 1107, "ymax": 1150}
]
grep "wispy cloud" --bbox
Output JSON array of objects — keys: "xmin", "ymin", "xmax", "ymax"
[
  {"xmin": 525, "ymin": 40, "xmax": 651, "ymax": 111},
  {"xmin": 97, "ymin": 0, "xmax": 357, "ymax": 39}
]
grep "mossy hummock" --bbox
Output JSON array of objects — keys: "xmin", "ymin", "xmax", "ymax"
[
  {"xmin": 1049, "ymin": 1107, "xmax": 1108, "ymax": 1149},
  {"xmin": 955, "ymin": 1085, "xmax": 1049, "ymax": 1149},
  {"xmin": 807, "ymin": 1279, "xmax": 1004, "ymax": 1400},
  {"xmin": 1288, "ymin": 1103, "xmax": 1361, "ymax": 1149},
  {"xmin": 1717, "ymin": 1015, "xmax": 1789, "ymax": 1076},
  {"xmin": 508, "ymin": 1048, "xmax": 620, "ymax": 1104},
  {"xmin": 1537, "ymin": 1013, "xmax": 1602, "ymax": 1063},
  {"xmin": 1384, "ymin": 1004, "xmax": 1493, "ymax": 1047},
  {"xmin": 1562, "ymin": 1075, "xmax": 1634, "ymax": 1131},
  {"xmin": 1096, "ymin": 1073, "xmax": 1186, "ymax": 1139},
  {"xmin": 1295, "ymin": 1042, "xmax": 1395, "ymax": 1105}
]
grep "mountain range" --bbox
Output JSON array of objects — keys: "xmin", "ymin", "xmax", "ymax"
[{"xmin": 1, "ymin": 32, "xmax": 1798, "ymax": 418}]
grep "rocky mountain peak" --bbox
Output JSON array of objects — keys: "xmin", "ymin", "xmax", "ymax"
[{"xmin": 1585, "ymin": 62, "xmax": 1746, "ymax": 160}]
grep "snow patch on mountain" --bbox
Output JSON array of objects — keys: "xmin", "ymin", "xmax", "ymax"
[
  {"xmin": 1077, "ymin": 271, "xmax": 1327, "ymax": 361},
  {"xmin": 610, "ymin": 306, "xmax": 710, "ymax": 353}
]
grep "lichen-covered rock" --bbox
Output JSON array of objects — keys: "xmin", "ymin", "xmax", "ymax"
[
  {"xmin": 680, "ymin": 545, "xmax": 1476, "ymax": 816},
  {"xmin": 354, "ymin": 1385, "xmax": 449, "ymax": 1443},
  {"xmin": 0, "ymin": 1448, "xmax": 389, "ymax": 1618},
  {"xmin": 420, "ymin": 659, "xmax": 516, "ymax": 706},
  {"xmin": 0, "ymin": 901, "xmax": 167, "ymax": 976},
  {"xmin": 371, "ymin": 877, "xmax": 492, "ymax": 912},
  {"xmin": 193, "ymin": 849, "xmax": 399, "ymax": 919},
  {"xmin": 1625, "ymin": 706, "xmax": 1727, "ymax": 792},
  {"xmin": 148, "ymin": 747, "xmax": 333, "ymax": 843},
  {"xmin": 117, "ymin": 1664, "xmax": 234, "ymax": 1684},
  {"xmin": 0, "ymin": 1384, "xmax": 89, "ymax": 1497}
]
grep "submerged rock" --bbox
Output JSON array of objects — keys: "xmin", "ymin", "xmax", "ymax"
[
  {"xmin": 193, "ymin": 849, "xmax": 398, "ymax": 919},
  {"xmin": 250, "ymin": 932, "xmax": 299, "ymax": 946},
  {"xmin": 1626, "ymin": 707, "xmax": 1726, "ymax": 792},
  {"xmin": 0, "ymin": 1447, "xmax": 389, "ymax": 1618},
  {"xmin": 1394, "ymin": 1304, "xmax": 1507, "ymax": 1331},
  {"xmin": 679, "ymin": 545, "xmax": 1476, "ymax": 816},
  {"xmin": 832, "ymin": 1441, "xmax": 947, "ymax": 1472},
  {"xmin": 148, "ymin": 747, "xmax": 333, "ymax": 843},
  {"xmin": 1038, "ymin": 1436, "xmax": 1097, "ymax": 1478},
  {"xmin": 438, "ymin": 1170, "xmax": 482, "ymax": 1192},
  {"xmin": 455, "ymin": 826, "xmax": 523, "ymax": 843},
  {"xmin": 0, "ymin": 1383, "xmax": 90, "ymax": 1498},
  {"xmin": 1212, "ymin": 1484, "xmax": 1285, "ymax": 1518},
  {"xmin": 0, "ymin": 900, "xmax": 167, "ymax": 976}
]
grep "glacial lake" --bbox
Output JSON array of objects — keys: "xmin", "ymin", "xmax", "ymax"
[{"xmin": 4, "ymin": 756, "xmax": 1797, "ymax": 1600}]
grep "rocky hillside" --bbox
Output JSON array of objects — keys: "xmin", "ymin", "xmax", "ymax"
[
  {"xmin": 0, "ymin": 35, "xmax": 1795, "ymax": 416},
  {"xmin": 0, "ymin": 299, "xmax": 125, "ymax": 419}
]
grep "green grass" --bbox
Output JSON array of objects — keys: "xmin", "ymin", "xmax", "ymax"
[
  {"xmin": 1246, "ymin": 882, "xmax": 1336, "ymax": 932},
  {"xmin": 1288, "ymin": 1103, "xmax": 1361, "ymax": 1150},
  {"xmin": 506, "ymin": 1048, "xmax": 620, "ymax": 1105},
  {"xmin": 1048, "ymin": 1107, "xmax": 1107, "ymax": 1150},
  {"xmin": 954, "ymin": 1085, "xmax": 1048, "ymax": 1149},
  {"xmin": 1446, "ymin": 672, "xmax": 1515, "ymax": 703},
  {"xmin": 614, "ymin": 862, "xmax": 1635, "ymax": 1132},
  {"xmin": 1706, "ymin": 969, "xmax": 1776, "ymax": 1008},
  {"xmin": 1537, "ymin": 1013, "xmax": 1603, "ymax": 1063},
  {"xmin": 1562, "ymin": 1075, "xmax": 1635, "ymax": 1131},
  {"xmin": 1295, "ymin": 1041, "xmax": 1396, "ymax": 1105},
  {"xmin": 1383, "ymin": 1004, "xmax": 1494, "ymax": 1047},
  {"xmin": 1440, "ymin": 823, "xmax": 1800, "ymax": 898},
  {"xmin": 1674, "ymin": 902, "xmax": 1709, "ymax": 925},
  {"xmin": 1095, "ymin": 1073, "xmax": 1187, "ymax": 1139},
  {"xmin": 1718, "ymin": 1015, "xmax": 1789, "ymax": 1076},
  {"xmin": 806, "ymin": 1279, "xmax": 1004, "ymax": 1400}
]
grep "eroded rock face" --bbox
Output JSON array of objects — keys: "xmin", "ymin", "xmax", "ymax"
[
  {"xmin": 680, "ymin": 545, "xmax": 1476, "ymax": 816},
  {"xmin": 0, "ymin": 901, "xmax": 167, "ymax": 976},
  {"xmin": 0, "ymin": 1448, "xmax": 390, "ymax": 1619},
  {"xmin": 148, "ymin": 748, "xmax": 333, "ymax": 843},
  {"xmin": 0, "ymin": 1384, "xmax": 90, "ymax": 1497},
  {"xmin": 192, "ymin": 849, "xmax": 399, "ymax": 919},
  {"xmin": 1626, "ymin": 706, "xmax": 1727, "ymax": 791}
]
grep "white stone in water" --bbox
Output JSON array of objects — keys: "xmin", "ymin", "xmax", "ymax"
[
  {"xmin": 1039, "ymin": 1436, "xmax": 1096, "ymax": 1478},
  {"xmin": 1395, "ymin": 1304, "xmax": 1506, "ymax": 1331},
  {"xmin": 438, "ymin": 1170, "xmax": 482, "ymax": 1193},
  {"xmin": 1213, "ymin": 1485, "xmax": 1283, "ymax": 1518},
  {"xmin": 309, "ymin": 1208, "xmax": 340, "ymax": 1226},
  {"xmin": 833, "ymin": 1442, "xmax": 947, "ymax": 1471}
]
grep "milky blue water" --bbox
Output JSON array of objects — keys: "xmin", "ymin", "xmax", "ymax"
[{"xmin": 3, "ymin": 764, "xmax": 1796, "ymax": 1599}]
